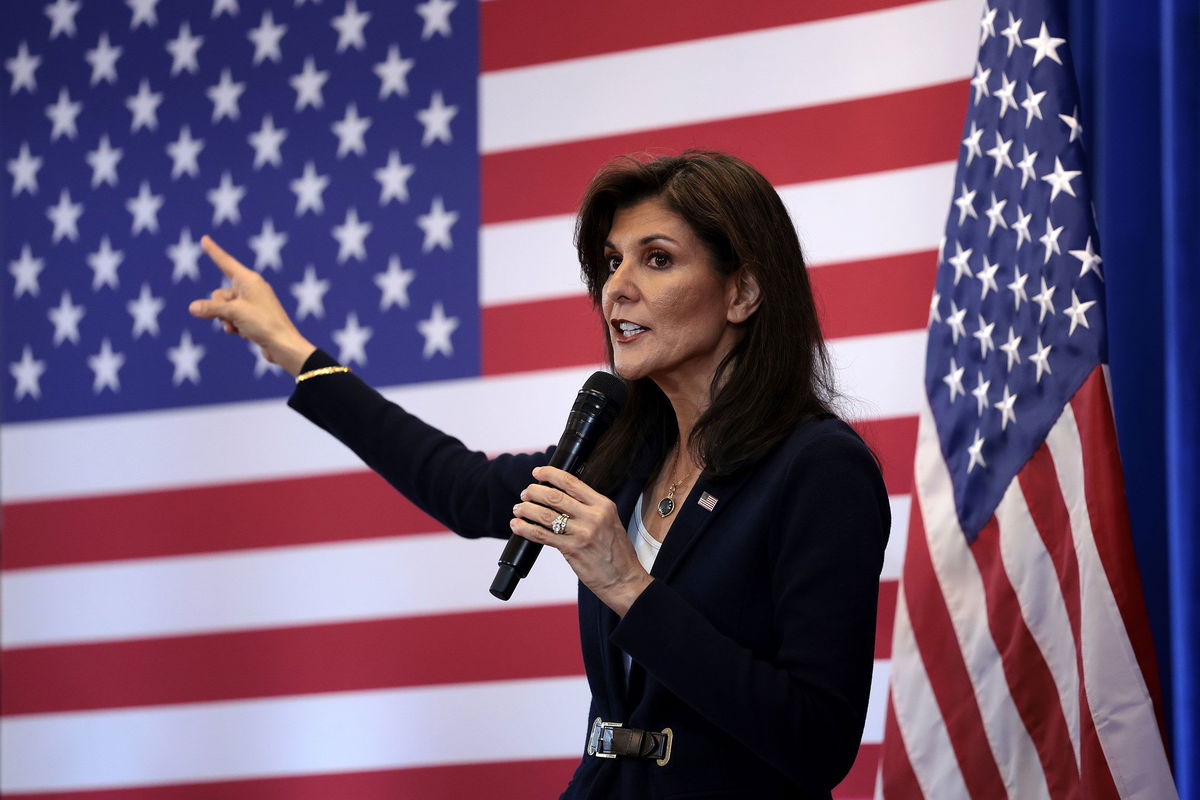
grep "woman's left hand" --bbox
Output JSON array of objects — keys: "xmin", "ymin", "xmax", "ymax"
[{"xmin": 512, "ymin": 466, "xmax": 652, "ymax": 616}]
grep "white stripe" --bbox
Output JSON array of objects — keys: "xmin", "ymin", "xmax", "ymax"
[
  {"xmin": 481, "ymin": 163, "xmax": 956, "ymax": 306},
  {"xmin": 864, "ymin": 659, "xmax": 891, "ymax": 746},
  {"xmin": 995, "ymin": 477, "xmax": 1082, "ymax": 768},
  {"xmin": 0, "ymin": 676, "xmax": 591, "ymax": 793},
  {"xmin": 881, "ymin": 494, "xmax": 912, "ymax": 582},
  {"xmin": 1045, "ymin": 405, "xmax": 1178, "ymax": 799},
  {"xmin": 913, "ymin": 403, "xmax": 1051, "ymax": 800},
  {"xmin": 885, "ymin": 584, "xmax": 971, "ymax": 798},
  {"xmin": 1, "ymin": 532, "xmax": 579, "ymax": 648},
  {"xmin": 480, "ymin": 0, "xmax": 978, "ymax": 152},
  {"xmin": 3, "ymin": 336, "xmax": 923, "ymax": 503}
]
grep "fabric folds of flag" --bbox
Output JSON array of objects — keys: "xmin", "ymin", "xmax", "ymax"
[{"xmin": 879, "ymin": 1, "xmax": 1176, "ymax": 797}]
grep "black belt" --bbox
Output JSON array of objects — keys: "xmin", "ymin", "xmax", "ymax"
[{"xmin": 587, "ymin": 717, "xmax": 673, "ymax": 766}]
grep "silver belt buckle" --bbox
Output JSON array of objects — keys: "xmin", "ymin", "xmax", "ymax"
[{"xmin": 586, "ymin": 717, "xmax": 622, "ymax": 759}]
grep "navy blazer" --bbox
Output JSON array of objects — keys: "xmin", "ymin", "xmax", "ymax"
[{"xmin": 290, "ymin": 350, "xmax": 890, "ymax": 800}]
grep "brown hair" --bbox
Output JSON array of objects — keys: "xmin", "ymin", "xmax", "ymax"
[{"xmin": 575, "ymin": 151, "xmax": 836, "ymax": 492}]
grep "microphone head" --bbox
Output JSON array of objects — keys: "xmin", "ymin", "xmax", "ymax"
[{"xmin": 581, "ymin": 370, "xmax": 627, "ymax": 410}]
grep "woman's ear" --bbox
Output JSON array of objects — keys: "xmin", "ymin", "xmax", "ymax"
[{"xmin": 726, "ymin": 268, "xmax": 762, "ymax": 324}]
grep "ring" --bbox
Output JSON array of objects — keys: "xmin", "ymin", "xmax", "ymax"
[{"xmin": 551, "ymin": 512, "xmax": 571, "ymax": 535}]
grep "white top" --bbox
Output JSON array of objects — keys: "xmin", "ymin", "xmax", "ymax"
[{"xmin": 623, "ymin": 493, "xmax": 663, "ymax": 682}]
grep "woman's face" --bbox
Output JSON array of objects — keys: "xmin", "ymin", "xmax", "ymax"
[{"xmin": 601, "ymin": 197, "xmax": 746, "ymax": 390}]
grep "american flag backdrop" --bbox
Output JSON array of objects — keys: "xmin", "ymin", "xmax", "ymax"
[
  {"xmin": 878, "ymin": 0, "xmax": 1176, "ymax": 798},
  {"xmin": 1, "ymin": 0, "xmax": 1135, "ymax": 797}
]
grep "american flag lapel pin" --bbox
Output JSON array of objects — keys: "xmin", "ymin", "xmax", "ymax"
[{"xmin": 697, "ymin": 492, "xmax": 718, "ymax": 512}]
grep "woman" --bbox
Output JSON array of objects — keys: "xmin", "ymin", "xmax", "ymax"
[{"xmin": 189, "ymin": 151, "xmax": 890, "ymax": 799}]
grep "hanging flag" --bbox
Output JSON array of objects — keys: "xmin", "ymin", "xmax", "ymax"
[{"xmin": 879, "ymin": 1, "xmax": 1176, "ymax": 797}]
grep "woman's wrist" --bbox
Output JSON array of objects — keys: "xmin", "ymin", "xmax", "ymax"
[
  {"xmin": 606, "ymin": 572, "xmax": 654, "ymax": 618},
  {"xmin": 272, "ymin": 336, "xmax": 318, "ymax": 377}
]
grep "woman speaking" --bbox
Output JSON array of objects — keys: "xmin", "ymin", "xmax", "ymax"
[{"xmin": 189, "ymin": 151, "xmax": 890, "ymax": 799}]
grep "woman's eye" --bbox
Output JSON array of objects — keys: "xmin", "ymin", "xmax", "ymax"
[
  {"xmin": 605, "ymin": 254, "xmax": 621, "ymax": 273},
  {"xmin": 649, "ymin": 251, "xmax": 671, "ymax": 269}
]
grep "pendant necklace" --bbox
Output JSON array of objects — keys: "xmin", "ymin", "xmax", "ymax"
[{"xmin": 656, "ymin": 446, "xmax": 693, "ymax": 518}]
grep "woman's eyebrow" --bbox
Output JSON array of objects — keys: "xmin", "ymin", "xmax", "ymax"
[{"xmin": 603, "ymin": 234, "xmax": 680, "ymax": 248}]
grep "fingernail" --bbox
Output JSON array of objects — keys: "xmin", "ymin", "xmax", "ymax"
[
  {"xmin": 510, "ymin": 518, "xmax": 519, "ymax": 530},
  {"xmin": 512, "ymin": 504, "xmax": 520, "ymax": 516},
  {"xmin": 519, "ymin": 489, "xmax": 528, "ymax": 500}
]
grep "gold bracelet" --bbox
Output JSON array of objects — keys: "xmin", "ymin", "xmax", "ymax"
[{"xmin": 296, "ymin": 366, "xmax": 351, "ymax": 383}]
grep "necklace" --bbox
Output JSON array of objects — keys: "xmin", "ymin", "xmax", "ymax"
[{"xmin": 656, "ymin": 446, "xmax": 695, "ymax": 518}]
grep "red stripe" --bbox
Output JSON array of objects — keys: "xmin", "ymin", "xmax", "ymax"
[
  {"xmin": 902, "ymin": 492, "xmax": 1008, "ymax": 799},
  {"xmin": 880, "ymin": 692, "xmax": 927, "ymax": 799},
  {"xmin": 0, "ymin": 759, "xmax": 579, "ymax": 800},
  {"xmin": 833, "ymin": 742, "xmax": 882, "ymax": 799},
  {"xmin": 482, "ymin": 0, "xmax": 931, "ymax": 72},
  {"xmin": 481, "ymin": 295, "xmax": 606, "ymax": 376},
  {"xmin": 850, "ymin": 415, "xmax": 918, "ymax": 497},
  {"xmin": 2, "ymin": 603, "xmax": 581, "ymax": 716},
  {"xmin": 482, "ymin": 82, "xmax": 963, "ymax": 222},
  {"xmin": 876, "ymin": 579, "xmax": 897, "ymax": 660},
  {"xmin": 969, "ymin": 518, "xmax": 1081, "ymax": 798}
]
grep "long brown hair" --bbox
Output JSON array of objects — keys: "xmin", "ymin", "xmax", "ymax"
[{"xmin": 575, "ymin": 151, "xmax": 837, "ymax": 493}]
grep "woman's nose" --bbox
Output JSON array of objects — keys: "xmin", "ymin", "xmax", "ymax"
[{"xmin": 604, "ymin": 263, "xmax": 636, "ymax": 305}]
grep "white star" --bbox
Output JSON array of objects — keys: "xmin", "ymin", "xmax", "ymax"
[
  {"xmin": 126, "ymin": 79, "xmax": 163, "ymax": 132},
  {"xmin": 290, "ymin": 265, "xmax": 330, "ymax": 319},
  {"xmin": 1039, "ymin": 216, "xmax": 1064, "ymax": 263},
  {"xmin": 9, "ymin": 244, "xmax": 44, "ymax": 298},
  {"xmin": 993, "ymin": 72, "xmax": 1017, "ymax": 118},
  {"xmin": 207, "ymin": 69, "xmax": 245, "ymax": 122},
  {"xmin": 417, "ymin": 90, "xmax": 457, "ymax": 146},
  {"xmin": 943, "ymin": 357, "xmax": 966, "ymax": 402},
  {"xmin": 1069, "ymin": 236, "xmax": 1103, "ymax": 280},
  {"xmin": 976, "ymin": 255, "xmax": 1000, "ymax": 299},
  {"xmin": 1033, "ymin": 276, "xmax": 1057, "ymax": 322},
  {"xmin": 332, "ymin": 207, "xmax": 371, "ymax": 263},
  {"xmin": 127, "ymin": 0, "xmax": 160, "ymax": 29},
  {"xmin": 332, "ymin": 103, "xmax": 371, "ymax": 157},
  {"xmin": 416, "ymin": 0, "xmax": 455, "ymax": 39},
  {"xmin": 249, "ymin": 217, "xmax": 288, "ymax": 271},
  {"xmin": 290, "ymin": 161, "xmax": 329, "ymax": 216},
  {"xmin": 1000, "ymin": 11, "xmax": 1022, "ymax": 56},
  {"xmin": 375, "ymin": 45, "xmax": 415, "ymax": 98},
  {"xmin": 212, "ymin": 0, "xmax": 238, "ymax": 17},
  {"xmin": 985, "ymin": 132, "xmax": 1013, "ymax": 177},
  {"xmin": 417, "ymin": 301, "xmax": 458, "ymax": 359},
  {"xmin": 374, "ymin": 150, "xmax": 415, "ymax": 204},
  {"xmin": 966, "ymin": 430, "xmax": 987, "ymax": 472},
  {"xmin": 961, "ymin": 120, "xmax": 984, "ymax": 164},
  {"xmin": 994, "ymin": 385, "xmax": 1018, "ymax": 431},
  {"xmin": 166, "ymin": 21, "xmax": 203, "ymax": 75},
  {"xmin": 331, "ymin": 0, "xmax": 370, "ymax": 52},
  {"xmin": 289, "ymin": 57, "xmax": 328, "ymax": 110},
  {"xmin": 10, "ymin": 345, "xmax": 47, "ymax": 400},
  {"xmin": 168, "ymin": 330, "xmax": 206, "ymax": 385},
  {"xmin": 1016, "ymin": 144, "xmax": 1038, "ymax": 188},
  {"xmin": 7, "ymin": 142, "xmax": 42, "ymax": 196},
  {"xmin": 46, "ymin": 87, "xmax": 83, "ymax": 140},
  {"xmin": 86, "ymin": 32, "xmax": 122, "ymax": 84},
  {"xmin": 1063, "ymin": 290, "xmax": 1097, "ymax": 336},
  {"xmin": 248, "ymin": 9, "xmax": 287, "ymax": 64},
  {"xmin": 167, "ymin": 125, "xmax": 204, "ymax": 179},
  {"xmin": 86, "ymin": 134, "xmax": 123, "ymax": 188},
  {"xmin": 953, "ymin": 182, "xmax": 978, "ymax": 225},
  {"xmin": 126, "ymin": 180, "xmax": 163, "ymax": 235},
  {"xmin": 1000, "ymin": 326, "xmax": 1023, "ymax": 371},
  {"xmin": 248, "ymin": 115, "xmax": 287, "ymax": 169},
  {"xmin": 376, "ymin": 255, "xmax": 415, "ymax": 310},
  {"xmin": 88, "ymin": 236, "xmax": 123, "ymax": 290},
  {"xmin": 973, "ymin": 314, "xmax": 996, "ymax": 358},
  {"xmin": 1021, "ymin": 83, "xmax": 1047, "ymax": 128},
  {"xmin": 46, "ymin": 0, "xmax": 81, "ymax": 38},
  {"xmin": 946, "ymin": 300, "xmax": 967, "ymax": 344},
  {"xmin": 971, "ymin": 371, "xmax": 991, "ymax": 416},
  {"xmin": 984, "ymin": 192, "xmax": 1008, "ymax": 235},
  {"xmin": 938, "ymin": 234, "xmax": 946, "ymax": 263},
  {"xmin": 1012, "ymin": 205, "xmax": 1033, "ymax": 249},
  {"xmin": 47, "ymin": 188, "xmax": 83, "ymax": 242},
  {"xmin": 208, "ymin": 171, "xmax": 245, "ymax": 226},
  {"xmin": 168, "ymin": 227, "xmax": 203, "ymax": 282},
  {"xmin": 88, "ymin": 338, "xmax": 125, "ymax": 393},
  {"xmin": 948, "ymin": 241, "xmax": 973, "ymax": 285},
  {"xmin": 928, "ymin": 291, "xmax": 941, "ymax": 324},
  {"xmin": 249, "ymin": 340, "xmax": 283, "ymax": 377},
  {"xmin": 48, "ymin": 289, "xmax": 85, "ymax": 345},
  {"xmin": 332, "ymin": 311, "xmax": 372, "ymax": 365},
  {"xmin": 127, "ymin": 282, "xmax": 165, "ymax": 337},
  {"xmin": 1007, "ymin": 266, "xmax": 1029, "ymax": 310},
  {"xmin": 1041, "ymin": 157, "xmax": 1082, "ymax": 202},
  {"xmin": 1059, "ymin": 107, "xmax": 1084, "ymax": 142},
  {"xmin": 416, "ymin": 195, "xmax": 459, "ymax": 252},
  {"xmin": 970, "ymin": 62, "xmax": 991, "ymax": 105},
  {"xmin": 978, "ymin": 1, "xmax": 997, "ymax": 43},
  {"xmin": 1030, "ymin": 336, "xmax": 1053, "ymax": 382},
  {"xmin": 1024, "ymin": 22, "xmax": 1065, "ymax": 66},
  {"xmin": 6, "ymin": 41, "xmax": 41, "ymax": 94}
]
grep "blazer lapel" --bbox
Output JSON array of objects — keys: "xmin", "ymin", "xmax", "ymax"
[{"xmin": 593, "ymin": 475, "xmax": 645, "ymax": 717}]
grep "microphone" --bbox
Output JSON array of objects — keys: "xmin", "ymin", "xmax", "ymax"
[{"xmin": 490, "ymin": 371, "xmax": 627, "ymax": 601}]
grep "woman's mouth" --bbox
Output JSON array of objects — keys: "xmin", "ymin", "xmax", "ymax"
[{"xmin": 612, "ymin": 320, "xmax": 650, "ymax": 343}]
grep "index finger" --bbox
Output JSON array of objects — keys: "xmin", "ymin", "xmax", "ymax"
[
  {"xmin": 201, "ymin": 235, "xmax": 254, "ymax": 282},
  {"xmin": 531, "ymin": 466, "xmax": 597, "ymax": 503}
]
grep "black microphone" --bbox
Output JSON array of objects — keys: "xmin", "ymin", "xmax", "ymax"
[{"xmin": 490, "ymin": 371, "xmax": 627, "ymax": 601}]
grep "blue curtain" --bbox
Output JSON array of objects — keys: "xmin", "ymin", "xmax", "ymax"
[{"xmin": 1070, "ymin": 0, "xmax": 1200, "ymax": 796}]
